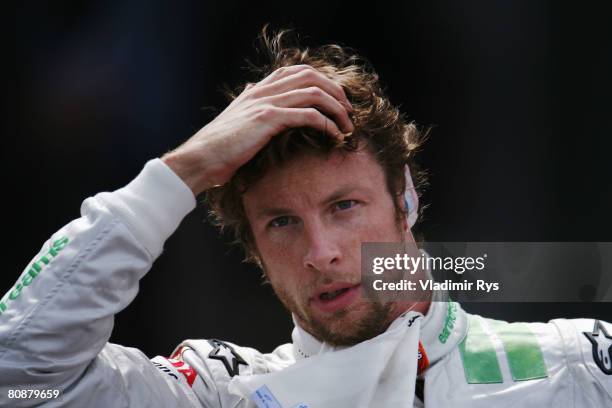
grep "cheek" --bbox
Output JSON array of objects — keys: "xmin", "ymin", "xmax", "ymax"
[
  {"xmin": 356, "ymin": 203, "xmax": 402, "ymax": 242},
  {"xmin": 258, "ymin": 235, "xmax": 298, "ymax": 269},
  {"xmin": 258, "ymin": 239, "xmax": 307, "ymax": 291}
]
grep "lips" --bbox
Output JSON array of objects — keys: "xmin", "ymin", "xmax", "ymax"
[
  {"xmin": 320, "ymin": 287, "xmax": 351, "ymax": 301},
  {"xmin": 311, "ymin": 283, "xmax": 361, "ymax": 313}
]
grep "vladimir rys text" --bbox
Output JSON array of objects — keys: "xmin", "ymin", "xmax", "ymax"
[
  {"xmin": 372, "ymin": 279, "xmax": 499, "ymax": 293},
  {"xmin": 369, "ymin": 252, "xmax": 500, "ymax": 294}
]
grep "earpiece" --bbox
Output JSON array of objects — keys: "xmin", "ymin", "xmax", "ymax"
[{"xmin": 404, "ymin": 165, "xmax": 419, "ymax": 228}]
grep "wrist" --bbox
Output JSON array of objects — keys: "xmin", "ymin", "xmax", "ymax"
[{"xmin": 161, "ymin": 151, "xmax": 211, "ymax": 196}]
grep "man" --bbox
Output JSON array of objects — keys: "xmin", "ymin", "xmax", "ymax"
[{"xmin": 1, "ymin": 26, "xmax": 610, "ymax": 407}]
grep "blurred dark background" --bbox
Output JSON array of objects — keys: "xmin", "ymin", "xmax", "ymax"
[{"xmin": 7, "ymin": 1, "xmax": 611, "ymax": 357}]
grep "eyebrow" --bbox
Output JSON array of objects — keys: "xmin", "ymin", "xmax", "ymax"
[{"xmin": 255, "ymin": 185, "xmax": 362, "ymax": 220}]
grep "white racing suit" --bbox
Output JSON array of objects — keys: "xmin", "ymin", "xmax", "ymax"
[{"xmin": 0, "ymin": 158, "xmax": 611, "ymax": 407}]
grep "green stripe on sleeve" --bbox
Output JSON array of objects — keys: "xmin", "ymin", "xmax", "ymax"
[
  {"xmin": 489, "ymin": 320, "xmax": 548, "ymax": 381},
  {"xmin": 459, "ymin": 315, "xmax": 503, "ymax": 384}
]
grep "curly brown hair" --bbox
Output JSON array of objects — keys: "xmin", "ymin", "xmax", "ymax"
[{"xmin": 205, "ymin": 25, "xmax": 427, "ymax": 264}]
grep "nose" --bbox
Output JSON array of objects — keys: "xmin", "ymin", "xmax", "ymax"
[{"xmin": 302, "ymin": 222, "xmax": 342, "ymax": 272}]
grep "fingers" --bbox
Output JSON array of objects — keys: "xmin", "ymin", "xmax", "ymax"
[
  {"xmin": 263, "ymin": 87, "xmax": 354, "ymax": 133},
  {"xmin": 256, "ymin": 67, "xmax": 353, "ymax": 112},
  {"xmin": 239, "ymin": 65, "xmax": 310, "ymax": 99},
  {"xmin": 256, "ymin": 64, "xmax": 314, "ymax": 87},
  {"xmin": 274, "ymin": 107, "xmax": 345, "ymax": 141},
  {"xmin": 244, "ymin": 65, "xmax": 354, "ymax": 141}
]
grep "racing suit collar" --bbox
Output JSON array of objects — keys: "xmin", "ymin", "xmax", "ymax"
[{"xmin": 291, "ymin": 291, "xmax": 467, "ymax": 370}]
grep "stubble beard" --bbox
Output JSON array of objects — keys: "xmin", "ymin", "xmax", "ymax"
[{"xmin": 271, "ymin": 282, "xmax": 397, "ymax": 347}]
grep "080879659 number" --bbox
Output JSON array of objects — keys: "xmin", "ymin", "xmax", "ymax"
[{"xmin": 8, "ymin": 389, "xmax": 60, "ymax": 399}]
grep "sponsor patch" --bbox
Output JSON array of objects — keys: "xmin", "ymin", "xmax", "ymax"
[
  {"xmin": 167, "ymin": 347, "xmax": 199, "ymax": 386},
  {"xmin": 152, "ymin": 353, "xmax": 200, "ymax": 387},
  {"xmin": 152, "ymin": 360, "xmax": 179, "ymax": 381},
  {"xmin": 251, "ymin": 385, "xmax": 283, "ymax": 408},
  {"xmin": 406, "ymin": 314, "xmax": 420, "ymax": 327},
  {"xmin": 207, "ymin": 339, "xmax": 248, "ymax": 377},
  {"xmin": 417, "ymin": 341, "xmax": 430, "ymax": 375},
  {"xmin": 583, "ymin": 320, "xmax": 612, "ymax": 375},
  {"xmin": 0, "ymin": 237, "xmax": 69, "ymax": 315},
  {"xmin": 438, "ymin": 301, "xmax": 457, "ymax": 344}
]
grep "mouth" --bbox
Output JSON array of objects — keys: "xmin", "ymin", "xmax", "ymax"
[{"xmin": 311, "ymin": 283, "xmax": 361, "ymax": 313}]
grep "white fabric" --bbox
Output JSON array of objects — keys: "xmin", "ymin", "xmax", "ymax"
[
  {"xmin": 228, "ymin": 311, "xmax": 423, "ymax": 408},
  {"xmin": 96, "ymin": 158, "xmax": 196, "ymax": 258}
]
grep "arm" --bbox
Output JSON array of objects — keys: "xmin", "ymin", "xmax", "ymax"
[
  {"xmin": 0, "ymin": 64, "xmax": 353, "ymax": 407},
  {"xmin": 0, "ymin": 159, "xmax": 198, "ymax": 406}
]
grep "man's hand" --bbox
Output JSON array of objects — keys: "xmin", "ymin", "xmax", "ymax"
[{"xmin": 162, "ymin": 64, "xmax": 355, "ymax": 196}]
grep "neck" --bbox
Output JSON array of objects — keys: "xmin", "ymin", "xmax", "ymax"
[{"xmin": 390, "ymin": 299, "xmax": 431, "ymax": 320}]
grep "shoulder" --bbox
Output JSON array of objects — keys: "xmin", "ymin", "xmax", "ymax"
[
  {"xmin": 426, "ymin": 313, "xmax": 611, "ymax": 406},
  {"xmin": 468, "ymin": 315, "xmax": 612, "ymax": 400},
  {"xmin": 550, "ymin": 318, "xmax": 612, "ymax": 402}
]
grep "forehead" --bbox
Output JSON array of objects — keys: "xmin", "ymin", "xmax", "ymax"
[{"xmin": 243, "ymin": 148, "xmax": 387, "ymax": 212}]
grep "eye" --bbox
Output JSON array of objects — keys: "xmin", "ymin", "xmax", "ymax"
[
  {"xmin": 334, "ymin": 200, "xmax": 357, "ymax": 211},
  {"xmin": 269, "ymin": 216, "xmax": 295, "ymax": 228}
]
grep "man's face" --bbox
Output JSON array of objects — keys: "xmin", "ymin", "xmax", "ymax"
[{"xmin": 243, "ymin": 148, "xmax": 414, "ymax": 346}]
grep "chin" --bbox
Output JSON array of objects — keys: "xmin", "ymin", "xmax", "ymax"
[{"xmin": 304, "ymin": 301, "xmax": 395, "ymax": 347}]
